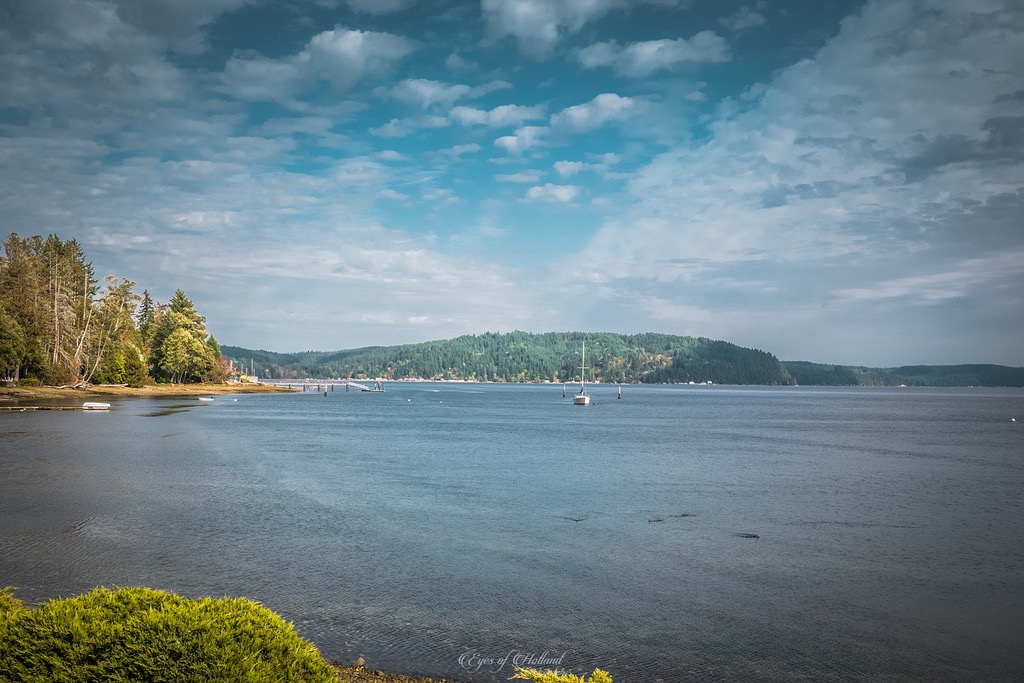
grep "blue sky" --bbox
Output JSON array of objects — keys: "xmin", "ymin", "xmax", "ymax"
[{"xmin": 2, "ymin": 0, "xmax": 1022, "ymax": 366}]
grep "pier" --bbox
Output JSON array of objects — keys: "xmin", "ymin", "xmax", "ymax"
[
  {"xmin": 0, "ymin": 402, "xmax": 110, "ymax": 411},
  {"xmin": 0, "ymin": 406, "xmax": 108, "ymax": 412}
]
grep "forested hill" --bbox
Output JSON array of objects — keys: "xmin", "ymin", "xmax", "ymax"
[
  {"xmin": 781, "ymin": 361, "xmax": 1024, "ymax": 387},
  {"xmin": 222, "ymin": 332, "xmax": 794, "ymax": 385}
]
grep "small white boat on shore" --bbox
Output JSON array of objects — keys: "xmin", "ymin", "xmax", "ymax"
[
  {"xmin": 82, "ymin": 402, "xmax": 111, "ymax": 410},
  {"xmin": 198, "ymin": 397, "xmax": 215, "ymax": 401}
]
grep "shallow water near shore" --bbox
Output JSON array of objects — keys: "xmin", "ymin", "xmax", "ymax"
[{"xmin": 2, "ymin": 384, "xmax": 1023, "ymax": 681}]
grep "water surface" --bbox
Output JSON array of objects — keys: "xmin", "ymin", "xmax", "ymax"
[{"xmin": 1, "ymin": 385, "xmax": 1022, "ymax": 681}]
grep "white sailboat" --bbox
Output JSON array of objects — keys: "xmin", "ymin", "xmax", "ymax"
[{"xmin": 573, "ymin": 341, "xmax": 591, "ymax": 406}]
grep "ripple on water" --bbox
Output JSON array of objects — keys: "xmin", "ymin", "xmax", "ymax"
[{"xmin": 3, "ymin": 386, "xmax": 1023, "ymax": 682}]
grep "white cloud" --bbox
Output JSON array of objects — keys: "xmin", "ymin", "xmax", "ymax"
[
  {"xmin": 575, "ymin": 0, "xmax": 1024, "ymax": 322},
  {"xmin": 3, "ymin": 0, "xmax": 1021, "ymax": 366},
  {"xmin": 526, "ymin": 183, "xmax": 580, "ymax": 202},
  {"xmin": 554, "ymin": 161, "xmax": 588, "ymax": 176},
  {"xmin": 481, "ymin": 0, "xmax": 598, "ymax": 56},
  {"xmin": 450, "ymin": 103, "xmax": 547, "ymax": 127},
  {"xmin": 220, "ymin": 56, "xmax": 301, "ymax": 103},
  {"xmin": 305, "ymin": 27, "xmax": 419, "ymax": 91},
  {"xmin": 481, "ymin": 0, "xmax": 700, "ymax": 58},
  {"xmin": 378, "ymin": 188, "xmax": 409, "ymax": 201},
  {"xmin": 720, "ymin": 5, "xmax": 767, "ymax": 32},
  {"xmin": 372, "ymin": 100, "xmax": 544, "ymax": 138},
  {"xmin": 441, "ymin": 143, "xmax": 483, "ymax": 158},
  {"xmin": 551, "ymin": 93, "xmax": 639, "ymax": 132},
  {"xmin": 832, "ymin": 250, "xmax": 1024, "ymax": 305},
  {"xmin": 481, "ymin": 0, "xmax": 624, "ymax": 57},
  {"xmin": 554, "ymin": 156, "xmax": 618, "ymax": 176},
  {"xmin": 391, "ymin": 79, "xmax": 473, "ymax": 108},
  {"xmin": 369, "ymin": 115, "xmax": 448, "ymax": 137},
  {"xmin": 390, "ymin": 78, "xmax": 512, "ymax": 108},
  {"xmin": 221, "ymin": 27, "xmax": 418, "ymax": 102},
  {"xmin": 256, "ymin": 115, "xmax": 346, "ymax": 143},
  {"xmin": 371, "ymin": 92, "xmax": 537, "ymax": 137},
  {"xmin": 576, "ymin": 32, "xmax": 730, "ymax": 77},
  {"xmin": 495, "ymin": 125, "xmax": 549, "ymax": 154},
  {"xmin": 114, "ymin": 0, "xmax": 252, "ymax": 55},
  {"xmin": 497, "ymin": 170, "xmax": 544, "ymax": 183},
  {"xmin": 445, "ymin": 53, "xmax": 478, "ymax": 72},
  {"xmin": 0, "ymin": 0, "xmax": 200, "ymax": 115}
]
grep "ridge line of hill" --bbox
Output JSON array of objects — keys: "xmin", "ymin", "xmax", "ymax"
[{"xmin": 222, "ymin": 332, "xmax": 1023, "ymax": 387}]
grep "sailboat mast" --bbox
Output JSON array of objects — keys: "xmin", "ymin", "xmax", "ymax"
[
  {"xmin": 572, "ymin": 340, "xmax": 592, "ymax": 405},
  {"xmin": 580, "ymin": 340, "xmax": 586, "ymax": 391}
]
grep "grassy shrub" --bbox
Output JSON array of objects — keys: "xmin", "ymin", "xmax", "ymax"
[
  {"xmin": 0, "ymin": 586, "xmax": 338, "ymax": 683},
  {"xmin": 512, "ymin": 667, "xmax": 612, "ymax": 683},
  {"xmin": 0, "ymin": 587, "xmax": 28, "ymax": 617}
]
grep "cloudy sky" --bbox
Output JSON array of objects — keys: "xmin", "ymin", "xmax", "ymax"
[{"xmin": 2, "ymin": 0, "xmax": 1022, "ymax": 366}]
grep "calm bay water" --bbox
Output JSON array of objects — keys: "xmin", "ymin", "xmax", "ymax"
[{"xmin": 2, "ymin": 384, "xmax": 1022, "ymax": 681}]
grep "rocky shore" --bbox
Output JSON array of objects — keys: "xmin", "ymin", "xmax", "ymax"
[{"xmin": 332, "ymin": 662, "xmax": 452, "ymax": 683}]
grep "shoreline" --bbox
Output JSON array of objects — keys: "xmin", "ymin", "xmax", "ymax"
[
  {"xmin": 331, "ymin": 663, "xmax": 453, "ymax": 683},
  {"xmin": 0, "ymin": 382, "xmax": 297, "ymax": 402}
]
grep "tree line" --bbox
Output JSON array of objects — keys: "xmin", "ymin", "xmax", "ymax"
[
  {"xmin": 782, "ymin": 361, "xmax": 1024, "ymax": 387},
  {"xmin": 222, "ymin": 331, "xmax": 797, "ymax": 385},
  {"xmin": 225, "ymin": 335, "xmax": 1024, "ymax": 387},
  {"xmin": 0, "ymin": 233, "xmax": 226, "ymax": 387}
]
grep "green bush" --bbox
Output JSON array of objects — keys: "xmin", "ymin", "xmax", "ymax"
[
  {"xmin": 512, "ymin": 667, "xmax": 612, "ymax": 683},
  {"xmin": 0, "ymin": 587, "xmax": 28, "ymax": 617},
  {"xmin": 0, "ymin": 586, "xmax": 338, "ymax": 683}
]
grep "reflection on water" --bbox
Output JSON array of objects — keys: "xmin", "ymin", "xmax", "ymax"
[
  {"xmin": 138, "ymin": 402, "xmax": 210, "ymax": 417},
  {"xmin": 1, "ymin": 385, "xmax": 1023, "ymax": 681}
]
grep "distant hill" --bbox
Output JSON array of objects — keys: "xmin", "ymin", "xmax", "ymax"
[
  {"xmin": 222, "ymin": 332, "xmax": 794, "ymax": 385},
  {"xmin": 781, "ymin": 361, "xmax": 1024, "ymax": 387},
  {"xmin": 222, "ymin": 333, "xmax": 1023, "ymax": 387}
]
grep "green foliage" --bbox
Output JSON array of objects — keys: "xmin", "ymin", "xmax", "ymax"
[
  {"xmin": 137, "ymin": 289, "xmax": 156, "ymax": 342},
  {"xmin": 887, "ymin": 364, "xmax": 1024, "ymax": 387},
  {"xmin": 781, "ymin": 361, "xmax": 863, "ymax": 386},
  {"xmin": 1, "ymin": 234, "xmax": 228, "ymax": 386},
  {"xmin": 512, "ymin": 667, "xmax": 612, "ymax": 683},
  {"xmin": 0, "ymin": 586, "xmax": 338, "ymax": 683},
  {"xmin": 0, "ymin": 587, "xmax": 28, "ymax": 617},
  {"xmin": 91, "ymin": 338, "xmax": 148, "ymax": 387},
  {"xmin": 147, "ymin": 289, "xmax": 222, "ymax": 384},
  {"xmin": 782, "ymin": 361, "xmax": 1024, "ymax": 387},
  {"xmin": 0, "ymin": 303, "xmax": 27, "ymax": 380},
  {"xmin": 223, "ymin": 332, "xmax": 795, "ymax": 385}
]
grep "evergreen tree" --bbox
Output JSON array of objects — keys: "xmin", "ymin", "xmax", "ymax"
[
  {"xmin": 150, "ymin": 289, "xmax": 219, "ymax": 383},
  {"xmin": 0, "ymin": 302, "xmax": 26, "ymax": 381},
  {"xmin": 2, "ymin": 234, "xmax": 229, "ymax": 387},
  {"xmin": 137, "ymin": 289, "xmax": 155, "ymax": 344},
  {"xmin": 0, "ymin": 233, "xmax": 47, "ymax": 380}
]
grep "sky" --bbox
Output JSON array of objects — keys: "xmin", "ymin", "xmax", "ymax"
[{"xmin": 1, "ymin": 0, "xmax": 1022, "ymax": 366}]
